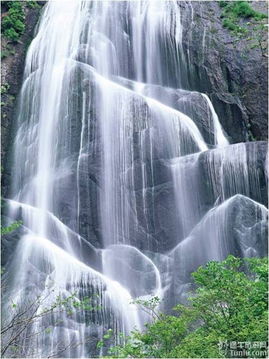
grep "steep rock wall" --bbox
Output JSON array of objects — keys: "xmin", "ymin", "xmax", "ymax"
[
  {"xmin": 1, "ymin": 2, "xmax": 44, "ymax": 196},
  {"xmin": 179, "ymin": 1, "xmax": 268, "ymax": 143}
]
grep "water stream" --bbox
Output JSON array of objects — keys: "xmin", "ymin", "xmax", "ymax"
[{"xmin": 2, "ymin": 1, "xmax": 267, "ymax": 357}]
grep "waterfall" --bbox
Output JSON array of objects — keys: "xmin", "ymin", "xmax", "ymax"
[{"xmin": 3, "ymin": 1, "xmax": 267, "ymax": 358}]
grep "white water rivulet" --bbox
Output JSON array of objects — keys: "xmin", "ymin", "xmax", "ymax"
[{"xmin": 2, "ymin": 0, "xmax": 267, "ymax": 357}]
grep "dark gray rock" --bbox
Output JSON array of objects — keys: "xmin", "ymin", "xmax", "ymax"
[
  {"xmin": 166, "ymin": 193, "xmax": 268, "ymax": 307},
  {"xmin": 178, "ymin": 1, "xmax": 268, "ymax": 143},
  {"xmin": 124, "ymin": 141, "xmax": 267, "ymax": 252}
]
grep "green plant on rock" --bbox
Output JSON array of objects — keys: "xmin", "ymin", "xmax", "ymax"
[
  {"xmin": 6, "ymin": 1, "xmax": 23, "ymax": 11},
  {"xmin": 250, "ymin": 24, "xmax": 268, "ymax": 56},
  {"xmin": 26, "ymin": 1, "xmax": 41, "ymax": 9},
  {"xmin": 1, "ymin": 45, "xmax": 15, "ymax": 59},
  {"xmin": 220, "ymin": 1, "xmax": 267, "ymax": 20},
  {"xmin": 0, "ymin": 83, "xmax": 10, "ymax": 95},
  {"xmin": 1, "ymin": 1, "xmax": 25, "ymax": 42},
  {"xmin": 223, "ymin": 18, "xmax": 240, "ymax": 32},
  {"xmin": 1, "ymin": 220, "xmax": 22, "ymax": 236},
  {"xmin": 219, "ymin": 1, "xmax": 267, "ymax": 37},
  {"xmin": 232, "ymin": 1, "xmax": 267, "ymax": 20},
  {"xmin": 3, "ymin": 28, "xmax": 19, "ymax": 42}
]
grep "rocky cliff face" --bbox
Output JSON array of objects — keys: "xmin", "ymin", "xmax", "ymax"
[
  {"xmin": 1, "ymin": 3, "xmax": 44, "ymax": 196},
  {"xmin": 178, "ymin": 1, "xmax": 268, "ymax": 143}
]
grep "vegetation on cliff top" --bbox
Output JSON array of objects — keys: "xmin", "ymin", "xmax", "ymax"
[
  {"xmin": 1, "ymin": 1, "xmax": 25, "ymax": 42},
  {"xmin": 1, "ymin": 1, "xmax": 40, "ymax": 43},
  {"xmin": 219, "ymin": 1, "xmax": 267, "ymax": 34}
]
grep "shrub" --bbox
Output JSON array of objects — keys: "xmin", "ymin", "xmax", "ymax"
[
  {"xmin": 26, "ymin": 1, "xmax": 41, "ymax": 9},
  {"xmin": 233, "ymin": 1, "xmax": 256, "ymax": 18},
  {"xmin": 3, "ymin": 28, "xmax": 20, "ymax": 42},
  {"xmin": 6, "ymin": 1, "xmax": 23, "ymax": 11},
  {"xmin": 223, "ymin": 18, "xmax": 238, "ymax": 31},
  {"xmin": 219, "ymin": 1, "xmax": 228, "ymax": 8},
  {"xmin": 232, "ymin": 1, "xmax": 267, "ymax": 19},
  {"xmin": 0, "ymin": 84, "xmax": 10, "ymax": 94},
  {"xmin": 108, "ymin": 256, "xmax": 268, "ymax": 358},
  {"xmin": 219, "ymin": 1, "xmax": 267, "ymax": 36},
  {"xmin": 1, "ymin": 44, "xmax": 15, "ymax": 59},
  {"xmin": 1, "ymin": 1, "xmax": 25, "ymax": 42},
  {"xmin": 13, "ymin": 19, "xmax": 25, "ymax": 33}
]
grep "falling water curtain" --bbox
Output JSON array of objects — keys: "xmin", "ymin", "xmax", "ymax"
[{"xmin": 1, "ymin": 0, "xmax": 268, "ymax": 358}]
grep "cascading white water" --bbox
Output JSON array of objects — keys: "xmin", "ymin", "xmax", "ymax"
[{"xmin": 3, "ymin": 1, "xmax": 267, "ymax": 358}]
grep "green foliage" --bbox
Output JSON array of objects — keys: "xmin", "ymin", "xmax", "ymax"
[
  {"xmin": 51, "ymin": 292, "xmax": 101, "ymax": 316},
  {"xmin": 231, "ymin": 2, "xmax": 267, "ymax": 20},
  {"xmin": 220, "ymin": 1, "xmax": 267, "ymax": 20},
  {"xmin": 190, "ymin": 256, "xmax": 268, "ymax": 342},
  {"xmin": 103, "ymin": 328, "xmax": 113, "ymax": 340},
  {"xmin": 223, "ymin": 18, "xmax": 241, "ymax": 32},
  {"xmin": 131, "ymin": 296, "xmax": 161, "ymax": 319},
  {"xmin": 3, "ymin": 28, "xmax": 20, "ymax": 42},
  {"xmin": 1, "ymin": 45, "xmax": 15, "ymax": 59},
  {"xmin": 109, "ymin": 256, "xmax": 268, "ymax": 358},
  {"xmin": 170, "ymin": 328, "xmax": 222, "ymax": 358},
  {"xmin": 0, "ymin": 84, "xmax": 10, "ymax": 95},
  {"xmin": 1, "ymin": 221, "xmax": 22, "ymax": 235},
  {"xmin": 219, "ymin": 1, "xmax": 228, "ymax": 8},
  {"xmin": 26, "ymin": 1, "xmax": 41, "ymax": 9},
  {"xmin": 219, "ymin": 1, "xmax": 267, "ymax": 37},
  {"xmin": 1, "ymin": 1, "xmax": 25, "ymax": 42},
  {"xmin": 6, "ymin": 2, "xmax": 23, "ymax": 11}
]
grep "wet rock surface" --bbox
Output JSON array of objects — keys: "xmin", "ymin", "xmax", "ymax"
[
  {"xmin": 1, "ymin": 3, "xmax": 44, "ymax": 197},
  {"xmin": 1, "ymin": 1, "xmax": 268, "ymax": 197},
  {"xmin": 178, "ymin": 1, "xmax": 268, "ymax": 143}
]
